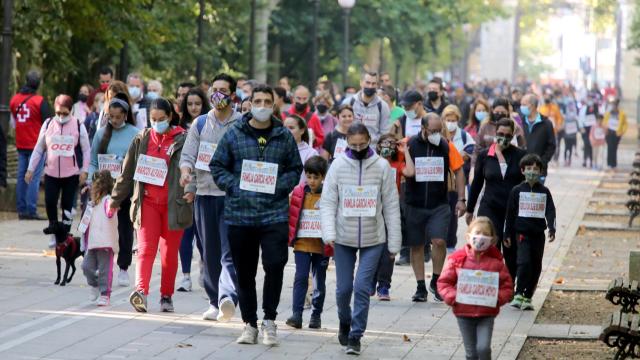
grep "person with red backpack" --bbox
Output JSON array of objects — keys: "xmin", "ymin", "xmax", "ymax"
[
  {"xmin": 283, "ymin": 85, "xmax": 325, "ymax": 150},
  {"xmin": 25, "ymin": 94, "xmax": 90, "ymax": 247},
  {"xmin": 10, "ymin": 70, "xmax": 53, "ymax": 220}
]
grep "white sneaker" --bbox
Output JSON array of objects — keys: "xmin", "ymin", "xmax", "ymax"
[
  {"xmin": 202, "ymin": 305, "xmax": 219, "ymax": 321},
  {"xmin": 261, "ymin": 320, "xmax": 279, "ymax": 346},
  {"xmin": 177, "ymin": 275, "xmax": 192, "ymax": 292},
  {"xmin": 198, "ymin": 260, "xmax": 205, "ymax": 289},
  {"xmin": 236, "ymin": 324, "xmax": 259, "ymax": 344},
  {"xmin": 97, "ymin": 295, "xmax": 110, "ymax": 306},
  {"xmin": 117, "ymin": 269, "xmax": 130, "ymax": 287},
  {"xmin": 48, "ymin": 235, "xmax": 56, "ymax": 249},
  {"xmin": 217, "ymin": 298, "xmax": 235, "ymax": 322},
  {"xmin": 89, "ymin": 286, "xmax": 100, "ymax": 302}
]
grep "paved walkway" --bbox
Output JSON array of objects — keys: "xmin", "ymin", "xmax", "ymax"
[{"xmin": 0, "ymin": 163, "xmax": 605, "ymax": 359}]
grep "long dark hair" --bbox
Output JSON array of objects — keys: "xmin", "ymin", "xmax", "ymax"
[
  {"xmin": 150, "ymin": 97, "xmax": 180, "ymax": 126},
  {"xmin": 98, "ymin": 92, "xmax": 134, "ymax": 154},
  {"xmin": 180, "ymin": 88, "xmax": 210, "ymax": 128}
]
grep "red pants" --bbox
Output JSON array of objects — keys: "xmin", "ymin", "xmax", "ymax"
[{"xmin": 136, "ymin": 199, "xmax": 184, "ymax": 297}]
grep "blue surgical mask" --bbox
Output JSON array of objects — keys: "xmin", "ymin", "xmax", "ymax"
[
  {"xmin": 152, "ymin": 120, "xmax": 169, "ymax": 133},
  {"xmin": 236, "ymin": 89, "xmax": 245, "ymax": 101},
  {"xmin": 146, "ymin": 91, "xmax": 159, "ymax": 101},
  {"xmin": 475, "ymin": 111, "xmax": 487, "ymax": 121},
  {"xmin": 521, "ymin": 106, "xmax": 531, "ymax": 117},
  {"xmin": 128, "ymin": 86, "xmax": 141, "ymax": 99},
  {"xmin": 405, "ymin": 110, "xmax": 417, "ymax": 119}
]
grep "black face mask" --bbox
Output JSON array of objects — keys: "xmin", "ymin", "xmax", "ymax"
[
  {"xmin": 294, "ymin": 102, "xmax": 307, "ymax": 112},
  {"xmin": 512, "ymin": 100, "xmax": 521, "ymax": 110},
  {"xmin": 544, "ymin": 98, "xmax": 551, "ymax": 104},
  {"xmin": 427, "ymin": 91, "xmax": 439, "ymax": 102},
  {"xmin": 492, "ymin": 112, "xmax": 508, "ymax": 122},
  {"xmin": 351, "ymin": 147, "xmax": 369, "ymax": 160},
  {"xmin": 363, "ymin": 87, "xmax": 377, "ymax": 97},
  {"xmin": 316, "ymin": 104, "xmax": 329, "ymax": 114},
  {"xmin": 78, "ymin": 94, "xmax": 88, "ymax": 103}
]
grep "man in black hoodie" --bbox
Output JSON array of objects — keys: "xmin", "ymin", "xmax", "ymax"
[
  {"xmin": 424, "ymin": 78, "xmax": 449, "ymax": 115},
  {"xmin": 519, "ymin": 94, "xmax": 556, "ymax": 182}
]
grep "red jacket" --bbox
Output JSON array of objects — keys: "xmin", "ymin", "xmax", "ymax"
[
  {"xmin": 437, "ymin": 244, "xmax": 513, "ymax": 318},
  {"xmin": 143, "ymin": 126, "xmax": 185, "ymax": 204},
  {"xmin": 288, "ymin": 184, "xmax": 333, "ymax": 257},
  {"xmin": 10, "ymin": 92, "xmax": 49, "ymax": 150},
  {"xmin": 285, "ymin": 105, "xmax": 325, "ymax": 149}
]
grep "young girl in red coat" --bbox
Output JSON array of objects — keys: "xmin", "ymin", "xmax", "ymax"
[
  {"xmin": 286, "ymin": 156, "xmax": 333, "ymax": 330},
  {"xmin": 437, "ymin": 217, "xmax": 513, "ymax": 360}
]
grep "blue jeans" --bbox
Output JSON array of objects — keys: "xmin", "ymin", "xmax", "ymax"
[
  {"xmin": 335, "ymin": 243, "xmax": 384, "ymax": 339},
  {"xmin": 16, "ymin": 149, "xmax": 44, "ymax": 216},
  {"xmin": 179, "ymin": 223, "xmax": 203, "ymax": 273},
  {"xmin": 292, "ymin": 251, "xmax": 328, "ymax": 315},
  {"xmin": 195, "ymin": 195, "xmax": 238, "ymax": 307}
]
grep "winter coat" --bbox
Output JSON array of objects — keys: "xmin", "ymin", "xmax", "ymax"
[{"xmin": 288, "ymin": 184, "xmax": 334, "ymax": 257}]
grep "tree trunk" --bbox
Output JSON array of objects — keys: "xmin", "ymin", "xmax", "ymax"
[
  {"xmin": 195, "ymin": 0, "xmax": 205, "ymax": 82},
  {"xmin": 252, "ymin": 0, "xmax": 280, "ymax": 83}
]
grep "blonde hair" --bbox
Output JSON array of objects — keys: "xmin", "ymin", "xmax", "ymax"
[
  {"xmin": 467, "ymin": 216, "xmax": 497, "ymax": 244},
  {"xmin": 313, "ymin": 91, "xmax": 334, "ymax": 107},
  {"xmin": 442, "ymin": 104, "xmax": 462, "ymax": 122}
]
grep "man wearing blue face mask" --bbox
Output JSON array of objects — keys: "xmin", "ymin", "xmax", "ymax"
[
  {"xmin": 390, "ymin": 90, "xmax": 426, "ymax": 140},
  {"xmin": 211, "ymin": 84, "xmax": 302, "ymax": 347},
  {"xmin": 519, "ymin": 94, "xmax": 556, "ymax": 184},
  {"xmin": 126, "ymin": 72, "xmax": 149, "ymax": 130}
]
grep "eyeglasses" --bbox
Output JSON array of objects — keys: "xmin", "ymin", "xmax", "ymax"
[{"xmin": 55, "ymin": 111, "xmax": 70, "ymax": 117}]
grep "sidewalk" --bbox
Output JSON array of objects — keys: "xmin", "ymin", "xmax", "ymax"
[{"xmin": 0, "ymin": 164, "xmax": 603, "ymax": 359}]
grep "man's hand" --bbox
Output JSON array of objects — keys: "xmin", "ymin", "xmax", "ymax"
[
  {"xmin": 24, "ymin": 170, "xmax": 33, "ymax": 184},
  {"xmin": 179, "ymin": 168, "xmax": 192, "ymax": 188},
  {"xmin": 183, "ymin": 192, "xmax": 195, "ymax": 203},
  {"xmin": 548, "ymin": 231, "xmax": 556, "ymax": 242},
  {"xmin": 503, "ymin": 237, "xmax": 512, "ymax": 248},
  {"xmin": 456, "ymin": 201, "xmax": 466, "ymax": 217},
  {"xmin": 465, "ymin": 212, "xmax": 473, "ymax": 225},
  {"xmin": 389, "ymin": 252, "xmax": 396, "ymax": 260}
]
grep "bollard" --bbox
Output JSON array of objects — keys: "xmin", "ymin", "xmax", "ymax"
[{"xmin": 631, "ymin": 251, "xmax": 640, "ymax": 282}]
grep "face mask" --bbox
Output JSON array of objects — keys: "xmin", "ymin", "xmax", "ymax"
[
  {"xmin": 350, "ymin": 147, "xmax": 369, "ymax": 160},
  {"xmin": 380, "ymin": 147, "xmax": 395, "ymax": 158},
  {"xmin": 236, "ymin": 89, "xmax": 245, "ymax": 101},
  {"xmin": 520, "ymin": 106, "xmax": 531, "ymax": 117},
  {"xmin": 492, "ymin": 112, "xmax": 508, "ymax": 122},
  {"xmin": 211, "ymin": 91, "xmax": 230, "ymax": 110},
  {"xmin": 544, "ymin": 98, "xmax": 551, "ymax": 104},
  {"xmin": 469, "ymin": 234, "xmax": 493, "ymax": 252},
  {"xmin": 427, "ymin": 91, "xmax": 439, "ymax": 101},
  {"xmin": 316, "ymin": 104, "xmax": 329, "ymax": 114},
  {"xmin": 251, "ymin": 107, "xmax": 273, "ymax": 122},
  {"xmin": 427, "ymin": 133, "xmax": 441, "ymax": 146},
  {"xmin": 128, "ymin": 86, "xmax": 141, "ymax": 100},
  {"xmin": 363, "ymin": 87, "xmax": 377, "ymax": 97},
  {"xmin": 78, "ymin": 94, "xmax": 88, "ymax": 103},
  {"xmin": 151, "ymin": 120, "xmax": 169, "ymax": 134},
  {"xmin": 524, "ymin": 170, "xmax": 540, "ymax": 184},
  {"xmin": 446, "ymin": 122, "xmax": 458, "ymax": 133},
  {"xmin": 294, "ymin": 102, "xmax": 307, "ymax": 113},
  {"xmin": 109, "ymin": 119, "xmax": 127, "ymax": 129},
  {"xmin": 405, "ymin": 109, "xmax": 417, "ymax": 120},
  {"xmin": 512, "ymin": 100, "xmax": 521, "ymax": 110},
  {"xmin": 146, "ymin": 91, "xmax": 159, "ymax": 100},
  {"xmin": 56, "ymin": 115, "xmax": 71, "ymax": 124},
  {"xmin": 495, "ymin": 136, "xmax": 512, "ymax": 148},
  {"xmin": 475, "ymin": 111, "xmax": 487, "ymax": 121},
  {"xmin": 100, "ymin": 83, "xmax": 109, "ymax": 92}
]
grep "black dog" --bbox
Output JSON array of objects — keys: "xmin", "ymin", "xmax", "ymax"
[{"xmin": 44, "ymin": 222, "xmax": 83, "ymax": 286}]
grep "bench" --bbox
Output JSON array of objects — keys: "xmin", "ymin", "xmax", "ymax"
[
  {"xmin": 607, "ymin": 278, "xmax": 640, "ymax": 313},
  {"xmin": 600, "ymin": 311, "xmax": 640, "ymax": 359},
  {"xmin": 630, "ymin": 170, "xmax": 640, "ymax": 227}
]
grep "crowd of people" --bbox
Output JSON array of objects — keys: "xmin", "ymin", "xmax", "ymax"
[{"xmin": 6, "ymin": 67, "xmax": 628, "ymax": 358}]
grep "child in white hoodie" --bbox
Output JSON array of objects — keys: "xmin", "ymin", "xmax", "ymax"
[{"xmin": 81, "ymin": 170, "xmax": 119, "ymax": 306}]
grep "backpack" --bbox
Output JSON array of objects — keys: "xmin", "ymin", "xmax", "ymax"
[
  {"xmin": 350, "ymin": 97, "xmax": 383, "ymax": 121},
  {"xmin": 45, "ymin": 118, "xmax": 84, "ymax": 168},
  {"xmin": 196, "ymin": 114, "xmax": 207, "ymax": 134}
]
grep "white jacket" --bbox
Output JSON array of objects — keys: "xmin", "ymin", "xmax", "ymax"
[
  {"xmin": 320, "ymin": 151, "xmax": 401, "ymax": 253},
  {"xmin": 86, "ymin": 196, "xmax": 119, "ymax": 252}
]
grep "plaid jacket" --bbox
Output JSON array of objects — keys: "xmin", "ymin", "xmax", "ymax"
[{"xmin": 211, "ymin": 114, "xmax": 303, "ymax": 226}]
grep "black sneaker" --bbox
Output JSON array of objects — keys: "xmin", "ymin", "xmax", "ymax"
[
  {"xmin": 338, "ymin": 322, "xmax": 350, "ymax": 346},
  {"xmin": 285, "ymin": 313, "xmax": 302, "ymax": 329},
  {"xmin": 412, "ymin": 287, "xmax": 428, "ymax": 302},
  {"xmin": 309, "ymin": 314, "xmax": 321, "ymax": 329},
  {"xmin": 345, "ymin": 337, "xmax": 361, "ymax": 355},
  {"xmin": 429, "ymin": 284, "xmax": 443, "ymax": 302},
  {"xmin": 395, "ymin": 256, "xmax": 410, "ymax": 266}
]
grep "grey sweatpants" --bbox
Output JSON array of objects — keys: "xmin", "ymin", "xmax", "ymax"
[
  {"xmin": 456, "ymin": 316, "xmax": 495, "ymax": 360},
  {"xmin": 82, "ymin": 248, "xmax": 114, "ymax": 296}
]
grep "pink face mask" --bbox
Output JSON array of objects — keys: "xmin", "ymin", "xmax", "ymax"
[{"xmin": 468, "ymin": 235, "xmax": 493, "ymax": 252}]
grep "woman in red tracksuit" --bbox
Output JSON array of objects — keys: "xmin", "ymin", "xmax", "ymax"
[
  {"xmin": 110, "ymin": 97, "xmax": 192, "ymax": 313},
  {"xmin": 437, "ymin": 217, "xmax": 513, "ymax": 360}
]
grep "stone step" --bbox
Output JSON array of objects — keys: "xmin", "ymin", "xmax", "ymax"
[
  {"xmin": 581, "ymin": 220, "xmax": 640, "ymax": 232},
  {"xmin": 528, "ymin": 324, "xmax": 601, "ymax": 340},
  {"xmin": 588, "ymin": 197, "xmax": 629, "ymax": 205},
  {"xmin": 585, "ymin": 209, "xmax": 629, "ymax": 216}
]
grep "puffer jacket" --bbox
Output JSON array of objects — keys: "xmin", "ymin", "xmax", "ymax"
[
  {"xmin": 349, "ymin": 92, "xmax": 391, "ymax": 144},
  {"xmin": 437, "ymin": 244, "xmax": 513, "ymax": 318},
  {"xmin": 319, "ymin": 149, "xmax": 401, "ymax": 253},
  {"xmin": 288, "ymin": 183, "xmax": 334, "ymax": 257}
]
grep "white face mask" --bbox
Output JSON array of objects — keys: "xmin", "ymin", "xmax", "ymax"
[
  {"xmin": 405, "ymin": 110, "xmax": 417, "ymax": 120},
  {"xmin": 56, "ymin": 116, "xmax": 71, "ymax": 124},
  {"xmin": 251, "ymin": 107, "xmax": 273, "ymax": 122},
  {"xmin": 109, "ymin": 119, "xmax": 126, "ymax": 129},
  {"xmin": 469, "ymin": 234, "xmax": 493, "ymax": 252},
  {"xmin": 427, "ymin": 133, "xmax": 441, "ymax": 145},
  {"xmin": 446, "ymin": 122, "xmax": 458, "ymax": 133}
]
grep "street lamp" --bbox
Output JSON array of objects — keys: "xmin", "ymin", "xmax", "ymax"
[{"xmin": 338, "ymin": 0, "xmax": 356, "ymax": 88}]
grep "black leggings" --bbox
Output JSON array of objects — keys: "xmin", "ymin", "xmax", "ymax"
[
  {"xmin": 44, "ymin": 175, "xmax": 79, "ymax": 233},
  {"xmin": 117, "ymin": 197, "xmax": 135, "ymax": 270},
  {"xmin": 581, "ymin": 127, "xmax": 592, "ymax": 166}
]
